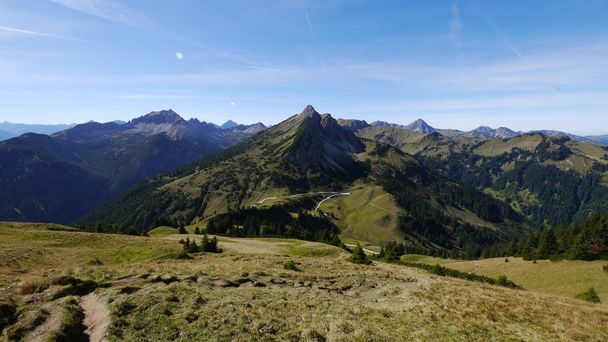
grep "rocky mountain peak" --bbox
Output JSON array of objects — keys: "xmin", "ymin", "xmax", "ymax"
[
  {"xmin": 221, "ymin": 120, "xmax": 238, "ymax": 129},
  {"xmin": 298, "ymin": 105, "xmax": 320, "ymax": 118},
  {"xmin": 131, "ymin": 109, "xmax": 184, "ymax": 125},
  {"xmin": 406, "ymin": 119, "xmax": 436, "ymax": 134}
]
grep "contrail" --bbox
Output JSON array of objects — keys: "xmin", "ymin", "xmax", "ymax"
[
  {"xmin": 305, "ymin": 13, "xmax": 329, "ymax": 80},
  {"xmin": 305, "ymin": 12, "xmax": 316, "ymax": 41},
  {"xmin": 0, "ymin": 25, "xmax": 88, "ymax": 42}
]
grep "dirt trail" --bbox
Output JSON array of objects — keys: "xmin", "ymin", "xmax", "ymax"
[
  {"xmin": 344, "ymin": 243, "xmax": 380, "ymax": 255},
  {"xmin": 80, "ymin": 293, "xmax": 109, "ymax": 342}
]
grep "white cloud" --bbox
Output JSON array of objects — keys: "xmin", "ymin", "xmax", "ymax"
[{"xmin": 175, "ymin": 52, "xmax": 184, "ymax": 60}]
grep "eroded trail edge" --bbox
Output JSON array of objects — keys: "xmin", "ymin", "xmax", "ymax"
[{"xmin": 80, "ymin": 292, "xmax": 110, "ymax": 342}]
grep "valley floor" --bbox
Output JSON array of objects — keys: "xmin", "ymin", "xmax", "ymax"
[{"xmin": 1, "ymin": 222, "xmax": 607, "ymax": 341}]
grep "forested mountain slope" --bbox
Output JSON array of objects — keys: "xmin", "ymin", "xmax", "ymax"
[{"xmin": 354, "ymin": 125, "xmax": 608, "ymax": 227}]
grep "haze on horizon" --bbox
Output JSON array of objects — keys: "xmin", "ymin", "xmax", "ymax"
[{"xmin": 0, "ymin": 0, "xmax": 607, "ymax": 135}]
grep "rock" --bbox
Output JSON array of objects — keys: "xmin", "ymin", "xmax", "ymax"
[
  {"xmin": 147, "ymin": 274, "xmax": 161, "ymax": 282},
  {"xmin": 196, "ymin": 277, "xmax": 209, "ymax": 285},
  {"xmin": 234, "ymin": 277, "xmax": 253, "ymax": 284},
  {"xmin": 269, "ymin": 278, "xmax": 286, "ymax": 285},
  {"xmin": 160, "ymin": 275, "xmax": 178, "ymax": 284},
  {"xmin": 210, "ymin": 279, "xmax": 238, "ymax": 287},
  {"xmin": 177, "ymin": 275, "xmax": 197, "ymax": 282}
]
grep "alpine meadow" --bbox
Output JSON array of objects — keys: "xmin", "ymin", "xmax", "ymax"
[{"xmin": 1, "ymin": 1, "xmax": 607, "ymax": 341}]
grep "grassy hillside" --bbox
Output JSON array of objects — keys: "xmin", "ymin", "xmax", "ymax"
[
  {"xmin": 319, "ymin": 183, "xmax": 404, "ymax": 244},
  {"xmin": 402, "ymin": 254, "xmax": 608, "ymax": 301},
  {"xmin": 1, "ymin": 222, "xmax": 607, "ymax": 341},
  {"xmin": 0, "ymin": 222, "xmax": 181, "ymax": 286}
]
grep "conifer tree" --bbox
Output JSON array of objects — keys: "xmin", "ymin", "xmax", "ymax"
[
  {"xmin": 348, "ymin": 244, "xmax": 371, "ymax": 265},
  {"xmin": 537, "ymin": 229, "xmax": 559, "ymax": 259}
]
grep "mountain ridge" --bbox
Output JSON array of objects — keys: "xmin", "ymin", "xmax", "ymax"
[{"xmin": 0, "ymin": 110, "xmax": 264, "ymax": 224}]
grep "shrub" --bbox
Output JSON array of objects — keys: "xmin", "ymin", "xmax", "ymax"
[
  {"xmin": 497, "ymin": 275, "xmax": 510, "ymax": 286},
  {"xmin": 87, "ymin": 257, "xmax": 104, "ymax": 266},
  {"xmin": 178, "ymin": 226, "xmax": 187, "ymax": 234},
  {"xmin": 15, "ymin": 281, "xmax": 42, "ymax": 295},
  {"xmin": 576, "ymin": 287, "xmax": 601, "ymax": 303},
  {"xmin": 603, "ymin": 264, "xmax": 608, "ymax": 272},
  {"xmin": 283, "ymin": 260, "xmax": 300, "ymax": 272},
  {"xmin": 0, "ymin": 300, "xmax": 16, "ymax": 333},
  {"xmin": 175, "ymin": 250, "xmax": 192, "ymax": 260},
  {"xmin": 179, "ymin": 235, "xmax": 222, "ymax": 253},
  {"xmin": 194, "ymin": 227, "xmax": 201, "ymax": 235},
  {"xmin": 348, "ymin": 244, "xmax": 371, "ymax": 265},
  {"xmin": 201, "ymin": 234, "xmax": 222, "ymax": 253},
  {"xmin": 399, "ymin": 262, "xmax": 522, "ymax": 289}
]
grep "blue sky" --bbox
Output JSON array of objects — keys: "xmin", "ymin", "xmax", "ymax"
[{"xmin": 0, "ymin": 0, "xmax": 607, "ymax": 134}]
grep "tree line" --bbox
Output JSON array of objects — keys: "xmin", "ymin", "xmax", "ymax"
[{"xmin": 484, "ymin": 211, "xmax": 608, "ymax": 261}]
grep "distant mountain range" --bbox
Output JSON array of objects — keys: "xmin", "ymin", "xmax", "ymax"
[
  {"xmin": 0, "ymin": 122, "xmax": 76, "ymax": 141},
  {"xmin": 0, "ymin": 110, "xmax": 265, "ymax": 223},
  {"xmin": 339, "ymin": 118, "xmax": 607, "ymax": 145}
]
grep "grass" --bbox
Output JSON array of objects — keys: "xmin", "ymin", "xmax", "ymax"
[
  {"xmin": 281, "ymin": 241, "xmax": 341, "ymax": 257},
  {"xmin": 320, "ymin": 183, "xmax": 404, "ymax": 244},
  {"xmin": 401, "ymin": 254, "xmax": 460, "ymax": 265},
  {"xmin": 0, "ymin": 222, "xmax": 181, "ymax": 286},
  {"xmin": 403, "ymin": 255, "xmax": 608, "ymax": 301},
  {"xmin": 398, "ymin": 261, "xmax": 521, "ymax": 289},
  {"xmin": 147, "ymin": 226, "xmax": 178, "ymax": 237},
  {"xmin": 472, "ymin": 134, "xmax": 543, "ymax": 156},
  {"xmin": 1, "ymin": 222, "xmax": 608, "ymax": 341}
]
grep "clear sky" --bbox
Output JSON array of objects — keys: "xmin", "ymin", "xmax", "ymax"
[{"xmin": 1, "ymin": 0, "xmax": 607, "ymax": 134}]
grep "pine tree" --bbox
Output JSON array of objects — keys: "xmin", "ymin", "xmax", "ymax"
[
  {"xmin": 537, "ymin": 229, "xmax": 559, "ymax": 259},
  {"xmin": 348, "ymin": 244, "xmax": 371, "ymax": 265},
  {"xmin": 519, "ymin": 233, "xmax": 539, "ymax": 260},
  {"xmin": 378, "ymin": 246, "xmax": 385, "ymax": 259}
]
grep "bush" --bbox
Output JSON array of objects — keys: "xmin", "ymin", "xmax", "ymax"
[
  {"xmin": 179, "ymin": 235, "xmax": 222, "ymax": 253},
  {"xmin": 603, "ymin": 264, "xmax": 608, "ymax": 272},
  {"xmin": 0, "ymin": 301, "xmax": 16, "ymax": 333},
  {"xmin": 348, "ymin": 244, "xmax": 371, "ymax": 265},
  {"xmin": 283, "ymin": 260, "xmax": 300, "ymax": 272},
  {"xmin": 174, "ymin": 250, "xmax": 192, "ymax": 260},
  {"xmin": 576, "ymin": 287, "xmax": 601, "ymax": 303},
  {"xmin": 497, "ymin": 275, "xmax": 510, "ymax": 286},
  {"xmin": 178, "ymin": 226, "xmax": 187, "ymax": 234},
  {"xmin": 201, "ymin": 234, "xmax": 222, "ymax": 253},
  {"xmin": 399, "ymin": 262, "xmax": 522, "ymax": 289},
  {"xmin": 87, "ymin": 257, "xmax": 104, "ymax": 266}
]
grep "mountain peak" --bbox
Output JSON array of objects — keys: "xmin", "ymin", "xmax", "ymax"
[
  {"xmin": 132, "ymin": 109, "xmax": 184, "ymax": 125},
  {"xmin": 299, "ymin": 105, "xmax": 320, "ymax": 118},
  {"xmin": 221, "ymin": 120, "xmax": 238, "ymax": 129},
  {"xmin": 406, "ymin": 118, "xmax": 435, "ymax": 134}
]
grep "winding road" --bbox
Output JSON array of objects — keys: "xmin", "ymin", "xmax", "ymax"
[{"xmin": 252, "ymin": 191, "xmax": 352, "ymax": 211}]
